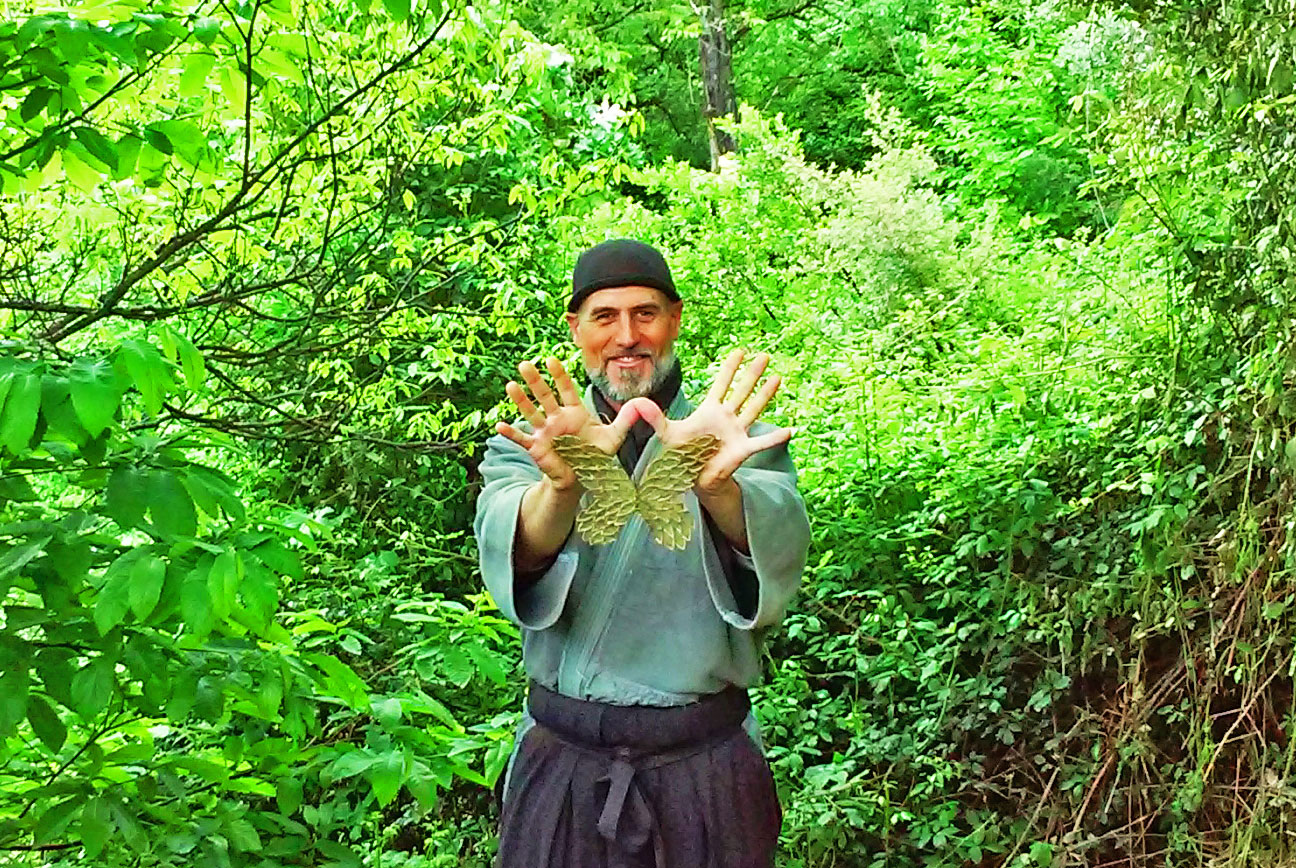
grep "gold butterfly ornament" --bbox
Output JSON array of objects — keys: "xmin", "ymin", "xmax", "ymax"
[{"xmin": 551, "ymin": 434, "xmax": 721, "ymax": 550}]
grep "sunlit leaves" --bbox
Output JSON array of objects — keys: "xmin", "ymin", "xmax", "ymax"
[
  {"xmin": 181, "ymin": 569, "xmax": 216, "ymax": 638},
  {"xmin": 94, "ymin": 551, "xmax": 136, "ymax": 634},
  {"xmin": 67, "ymin": 357, "xmax": 122, "ymax": 437},
  {"xmin": 128, "ymin": 553, "xmax": 166, "ymax": 620},
  {"xmin": 117, "ymin": 338, "xmax": 174, "ymax": 416},
  {"xmin": 0, "ymin": 369, "xmax": 41, "ymax": 454},
  {"xmin": 383, "ymin": 0, "xmax": 413, "ymax": 23}
]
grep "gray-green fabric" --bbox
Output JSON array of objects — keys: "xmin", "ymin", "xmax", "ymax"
[{"xmin": 474, "ymin": 386, "xmax": 810, "ymax": 707}]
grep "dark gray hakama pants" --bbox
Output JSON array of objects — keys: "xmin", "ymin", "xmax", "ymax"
[{"xmin": 497, "ymin": 681, "xmax": 781, "ymax": 868}]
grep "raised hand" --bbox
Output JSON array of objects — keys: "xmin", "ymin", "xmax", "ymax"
[
  {"xmin": 495, "ymin": 357, "xmax": 642, "ymax": 491},
  {"xmin": 634, "ymin": 349, "xmax": 791, "ymax": 495}
]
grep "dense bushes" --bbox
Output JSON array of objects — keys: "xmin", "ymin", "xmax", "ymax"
[{"xmin": 3, "ymin": 0, "xmax": 1296, "ymax": 866}]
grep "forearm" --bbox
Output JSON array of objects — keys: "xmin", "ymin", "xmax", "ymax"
[
  {"xmin": 696, "ymin": 478, "xmax": 749, "ymax": 555},
  {"xmin": 514, "ymin": 477, "xmax": 582, "ymax": 572}
]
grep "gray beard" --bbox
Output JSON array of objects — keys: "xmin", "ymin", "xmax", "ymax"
[{"xmin": 587, "ymin": 350, "xmax": 677, "ymax": 403}]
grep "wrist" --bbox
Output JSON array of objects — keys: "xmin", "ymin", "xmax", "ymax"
[
  {"xmin": 695, "ymin": 475, "xmax": 740, "ymax": 504},
  {"xmin": 542, "ymin": 474, "xmax": 583, "ymax": 501}
]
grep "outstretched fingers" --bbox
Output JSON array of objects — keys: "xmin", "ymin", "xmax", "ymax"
[
  {"xmin": 725, "ymin": 352, "xmax": 770, "ymax": 412},
  {"xmin": 518, "ymin": 360, "xmax": 561, "ymax": 416},
  {"xmin": 705, "ymin": 348, "xmax": 746, "ymax": 404},
  {"xmin": 545, "ymin": 356, "xmax": 582, "ymax": 406},
  {"xmin": 495, "ymin": 420, "xmax": 536, "ymax": 449},
  {"xmin": 745, "ymin": 425, "xmax": 794, "ymax": 455},
  {"xmin": 737, "ymin": 372, "xmax": 781, "ymax": 428},
  {"xmin": 505, "ymin": 380, "xmax": 545, "ymax": 429}
]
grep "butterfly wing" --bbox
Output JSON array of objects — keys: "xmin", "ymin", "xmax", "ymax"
[
  {"xmin": 635, "ymin": 435, "xmax": 721, "ymax": 550},
  {"xmin": 551, "ymin": 435, "xmax": 637, "ymax": 546}
]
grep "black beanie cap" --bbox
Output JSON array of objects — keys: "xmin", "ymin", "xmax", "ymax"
[{"xmin": 569, "ymin": 239, "xmax": 679, "ymax": 313}]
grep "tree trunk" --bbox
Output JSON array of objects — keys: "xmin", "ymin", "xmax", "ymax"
[{"xmin": 698, "ymin": 0, "xmax": 737, "ymax": 171}]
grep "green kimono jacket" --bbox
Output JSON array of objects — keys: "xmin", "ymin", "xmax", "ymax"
[{"xmin": 474, "ymin": 386, "xmax": 810, "ymax": 707}]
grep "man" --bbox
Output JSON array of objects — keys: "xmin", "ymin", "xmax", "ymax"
[{"xmin": 474, "ymin": 239, "xmax": 810, "ymax": 868}]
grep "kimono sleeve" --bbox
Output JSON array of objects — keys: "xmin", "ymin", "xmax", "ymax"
[
  {"xmin": 703, "ymin": 433, "xmax": 810, "ymax": 630},
  {"xmin": 473, "ymin": 432, "xmax": 579, "ymax": 630}
]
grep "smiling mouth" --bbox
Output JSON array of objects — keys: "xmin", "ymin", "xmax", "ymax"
[{"xmin": 606, "ymin": 354, "xmax": 650, "ymax": 368}]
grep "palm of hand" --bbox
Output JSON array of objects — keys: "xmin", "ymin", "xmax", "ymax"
[
  {"xmin": 528, "ymin": 405, "xmax": 626, "ymax": 468},
  {"xmin": 496, "ymin": 358, "xmax": 643, "ymax": 491},
  {"xmin": 497, "ymin": 351, "xmax": 790, "ymax": 496},
  {"xmin": 632, "ymin": 349, "xmax": 792, "ymax": 493}
]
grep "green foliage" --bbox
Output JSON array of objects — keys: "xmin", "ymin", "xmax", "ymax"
[{"xmin": 3, "ymin": 0, "xmax": 1296, "ymax": 865}]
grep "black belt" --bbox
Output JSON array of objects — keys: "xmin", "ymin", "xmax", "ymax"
[{"xmin": 526, "ymin": 681, "xmax": 750, "ymax": 868}]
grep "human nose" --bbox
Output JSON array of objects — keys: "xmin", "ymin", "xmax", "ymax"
[{"xmin": 614, "ymin": 312, "xmax": 637, "ymax": 346}]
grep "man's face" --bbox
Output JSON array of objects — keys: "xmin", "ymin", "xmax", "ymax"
[{"xmin": 566, "ymin": 285, "xmax": 683, "ymax": 403}]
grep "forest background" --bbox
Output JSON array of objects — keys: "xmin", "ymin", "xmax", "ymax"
[{"xmin": 1, "ymin": 0, "xmax": 1294, "ymax": 866}]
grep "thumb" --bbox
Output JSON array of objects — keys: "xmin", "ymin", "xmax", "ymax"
[
  {"xmin": 602, "ymin": 397, "xmax": 653, "ymax": 442},
  {"xmin": 622, "ymin": 397, "xmax": 668, "ymax": 435}
]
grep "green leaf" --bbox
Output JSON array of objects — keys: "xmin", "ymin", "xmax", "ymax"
[
  {"xmin": 81, "ymin": 798, "xmax": 112, "ymax": 859},
  {"xmin": 20, "ymin": 87, "xmax": 52, "ymax": 123},
  {"xmin": 366, "ymin": 750, "xmax": 407, "ymax": 806},
  {"xmin": 329, "ymin": 749, "xmax": 378, "ymax": 779},
  {"xmin": 440, "ymin": 644, "xmax": 473, "ymax": 688},
  {"xmin": 464, "ymin": 641, "xmax": 507, "ymax": 685},
  {"xmin": 128, "ymin": 553, "xmax": 166, "ymax": 620},
  {"xmin": 0, "ymin": 663, "xmax": 30, "ymax": 736},
  {"xmin": 70, "ymin": 656, "xmax": 113, "ymax": 719},
  {"xmin": 73, "ymin": 126, "xmax": 118, "ymax": 171},
  {"xmin": 105, "ymin": 465, "xmax": 148, "ymax": 529},
  {"xmin": 307, "ymin": 653, "xmax": 369, "ymax": 710},
  {"xmin": 181, "ymin": 568, "xmax": 216, "ymax": 638},
  {"xmin": 33, "ymin": 796, "xmax": 81, "ymax": 845},
  {"xmin": 117, "ymin": 339, "xmax": 172, "ymax": 416},
  {"xmin": 94, "ymin": 559, "xmax": 133, "ymax": 634},
  {"xmin": 227, "ymin": 818, "xmax": 262, "ymax": 852},
  {"xmin": 0, "ymin": 535, "xmax": 50, "ymax": 580},
  {"xmin": 63, "ymin": 148, "xmax": 103, "ymax": 191},
  {"xmin": 219, "ymin": 65, "xmax": 248, "ymax": 115},
  {"xmin": 277, "ymin": 776, "xmax": 303, "ymax": 815},
  {"xmin": 383, "ymin": 0, "xmax": 412, "ymax": 22},
  {"xmin": 39, "ymin": 375, "xmax": 88, "ymax": 444},
  {"xmin": 317, "ymin": 840, "xmax": 361, "ymax": 868},
  {"xmin": 67, "ymin": 357, "xmax": 121, "ymax": 437},
  {"xmin": 179, "ymin": 52, "xmax": 216, "ymax": 98},
  {"xmin": 34, "ymin": 648, "xmax": 76, "ymax": 709},
  {"xmin": 371, "ymin": 696, "xmax": 403, "ymax": 727},
  {"xmin": 1, "ymin": 371, "xmax": 41, "ymax": 454},
  {"xmin": 174, "ymin": 330, "xmax": 206, "ymax": 390},
  {"xmin": 207, "ymin": 550, "xmax": 239, "ymax": 619},
  {"xmin": 110, "ymin": 799, "xmax": 146, "ymax": 852},
  {"xmin": 112, "ymin": 133, "xmax": 143, "ymax": 180},
  {"xmin": 252, "ymin": 539, "xmax": 302, "ymax": 579},
  {"xmin": 27, "ymin": 694, "xmax": 67, "ymax": 753},
  {"xmin": 405, "ymin": 762, "xmax": 439, "ymax": 811},
  {"xmin": 149, "ymin": 470, "xmax": 197, "ymax": 537},
  {"xmin": 239, "ymin": 563, "xmax": 278, "ymax": 632},
  {"xmin": 186, "ymin": 465, "xmax": 244, "ymax": 521},
  {"xmin": 192, "ymin": 17, "xmax": 221, "ymax": 44}
]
